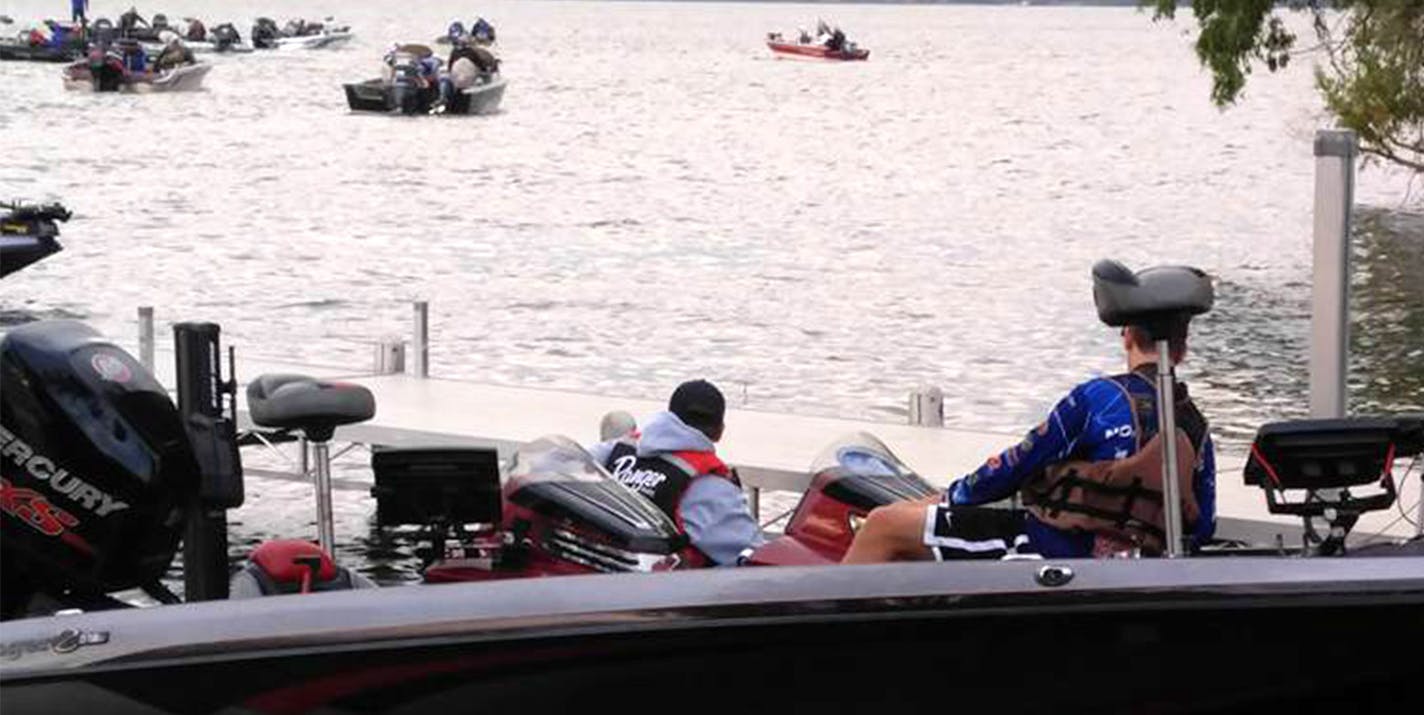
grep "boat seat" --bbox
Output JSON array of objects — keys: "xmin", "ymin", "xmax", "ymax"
[
  {"xmin": 247, "ymin": 373, "xmax": 374, "ymax": 442},
  {"xmin": 1091, "ymin": 259, "xmax": 1213, "ymax": 334}
]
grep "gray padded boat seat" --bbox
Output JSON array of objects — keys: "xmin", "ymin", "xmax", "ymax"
[
  {"xmin": 1091, "ymin": 259, "xmax": 1214, "ymax": 332},
  {"xmin": 247, "ymin": 373, "xmax": 375, "ymax": 442}
]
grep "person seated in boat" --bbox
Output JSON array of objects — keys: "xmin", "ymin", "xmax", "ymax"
[
  {"xmin": 590, "ymin": 380, "xmax": 765, "ymax": 567},
  {"xmin": 471, "ymin": 17, "xmax": 495, "ymax": 44},
  {"xmin": 117, "ymin": 37, "xmax": 147, "ymax": 75},
  {"xmin": 440, "ymin": 37, "xmax": 491, "ymax": 104},
  {"xmin": 446, "ymin": 20, "xmax": 467, "ymax": 43},
  {"xmin": 825, "ymin": 28, "xmax": 846, "ymax": 52},
  {"xmin": 184, "ymin": 17, "xmax": 205, "ymax": 42},
  {"xmin": 797, "ymin": 27, "xmax": 812, "ymax": 44},
  {"xmin": 152, "ymin": 32, "xmax": 193, "ymax": 70},
  {"xmin": 843, "ymin": 318, "xmax": 1217, "ymax": 564}
]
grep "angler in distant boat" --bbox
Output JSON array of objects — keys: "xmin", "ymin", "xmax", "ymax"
[
  {"xmin": 844, "ymin": 263, "xmax": 1219, "ymax": 563},
  {"xmin": 151, "ymin": 31, "xmax": 193, "ymax": 71},
  {"xmin": 766, "ymin": 18, "xmax": 868, "ymax": 61}
]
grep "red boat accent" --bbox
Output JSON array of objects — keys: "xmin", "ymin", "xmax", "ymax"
[{"xmin": 766, "ymin": 41, "xmax": 869, "ymax": 61}]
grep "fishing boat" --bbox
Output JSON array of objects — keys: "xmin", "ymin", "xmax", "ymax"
[
  {"xmin": 61, "ymin": 59, "xmax": 210, "ymax": 92},
  {"xmin": 766, "ymin": 23, "xmax": 868, "ymax": 61},
  {"xmin": 0, "ymin": 259, "xmax": 1420, "ymax": 713}
]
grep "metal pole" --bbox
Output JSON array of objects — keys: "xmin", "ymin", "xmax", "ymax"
[
  {"xmin": 748, "ymin": 485, "xmax": 761, "ymax": 522},
  {"xmin": 299, "ymin": 435, "xmax": 309, "ymax": 479},
  {"xmin": 373, "ymin": 338, "xmax": 405, "ymax": 374},
  {"xmin": 138, "ymin": 306, "xmax": 154, "ymax": 372},
  {"xmin": 1155, "ymin": 340, "xmax": 1185, "ymax": 558},
  {"xmin": 1309, "ymin": 129, "xmax": 1356, "ymax": 419},
  {"xmin": 908, "ymin": 386, "xmax": 944, "ymax": 427},
  {"xmin": 412, "ymin": 301, "xmax": 429, "ymax": 378},
  {"xmin": 313, "ymin": 441, "xmax": 336, "ymax": 559}
]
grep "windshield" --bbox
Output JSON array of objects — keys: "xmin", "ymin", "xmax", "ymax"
[
  {"xmin": 807, "ymin": 432, "xmax": 914, "ymax": 478},
  {"xmin": 507, "ymin": 434, "xmax": 615, "ymax": 485}
]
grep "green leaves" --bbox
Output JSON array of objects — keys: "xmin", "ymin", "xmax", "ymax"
[{"xmin": 1145, "ymin": 0, "xmax": 1423, "ymax": 174}]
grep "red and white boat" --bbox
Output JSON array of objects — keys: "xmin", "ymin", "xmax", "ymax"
[{"xmin": 766, "ymin": 31, "xmax": 868, "ymax": 61}]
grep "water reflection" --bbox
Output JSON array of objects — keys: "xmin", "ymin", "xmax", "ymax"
[{"xmin": 1350, "ymin": 208, "xmax": 1424, "ymax": 415}]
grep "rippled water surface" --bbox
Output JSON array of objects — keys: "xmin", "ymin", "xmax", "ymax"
[{"xmin": 3, "ymin": 1, "xmax": 1421, "ymax": 584}]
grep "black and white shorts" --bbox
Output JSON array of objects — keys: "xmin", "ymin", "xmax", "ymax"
[{"xmin": 923, "ymin": 504, "xmax": 1038, "ymax": 561}]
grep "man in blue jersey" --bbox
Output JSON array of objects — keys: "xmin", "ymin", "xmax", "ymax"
[{"xmin": 843, "ymin": 320, "xmax": 1216, "ymax": 562}]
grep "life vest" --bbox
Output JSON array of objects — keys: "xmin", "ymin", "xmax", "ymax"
[
  {"xmin": 1021, "ymin": 373, "xmax": 1208, "ymax": 556},
  {"xmin": 603, "ymin": 436, "xmax": 740, "ymax": 566}
]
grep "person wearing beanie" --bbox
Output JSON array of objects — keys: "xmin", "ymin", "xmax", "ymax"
[{"xmin": 591, "ymin": 380, "xmax": 764, "ymax": 566}]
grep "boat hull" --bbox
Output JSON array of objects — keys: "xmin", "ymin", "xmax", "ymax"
[
  {"xmin": 62, "ymin": 62, "xmax": 211, "ymax": 93},
  {"xmin": 767, "ymin": 41, "xmax": 869, "ymax": 61},
  {"xmin": 0, "ymin": 235, "xmax": 62, "ymax": 278},
  {"xmin": 343, "ymin": 75, "xmax": 506, "ymax": 116},
  {"xmin": 264, "ymin": 31, "xmax": 353, "ymax": 50},
  {"xmin": 0, "ymin": 559, "xmax": 1419, "ymax": 713},
  {"xmin": 0, "ymin": 43, "xmax": 82, "ymax": 62}
]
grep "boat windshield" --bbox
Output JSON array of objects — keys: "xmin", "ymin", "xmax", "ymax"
[
  {"xmin": 507, "ymin": 434, "xmax": 614, "ymax": 485},
  {"xmin": 807, "ymin": 432, "xmax": 914, "ymax": 478}
]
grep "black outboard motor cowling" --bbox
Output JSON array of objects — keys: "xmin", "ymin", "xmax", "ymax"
[{"xmin": 0, "ymin": 321, "xmax": 197, "ymax": 616}]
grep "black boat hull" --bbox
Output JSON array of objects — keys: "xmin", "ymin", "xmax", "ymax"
[
  {"xmin": 0, "ymin": 235, "xmax": 62, "ymax": 278},
  {"xmin": 1, "ymin": 559, "xmax": 1420, "ymax": 713},
  {"xmin": 0, "ymin": 43, "xmax": 81, "ymax": 62},
  {"xmin": 343, "ymin": 76, "xmax": 506, "ymax": 116}
]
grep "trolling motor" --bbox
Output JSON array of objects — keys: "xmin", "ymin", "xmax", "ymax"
[
  {"xmin": 173, "ymin": 323, "xmax": 244, "ymax": 600},
  {"xmin": 1091, "ymin": 260, "xmax": 1215, "ymax": 557}
]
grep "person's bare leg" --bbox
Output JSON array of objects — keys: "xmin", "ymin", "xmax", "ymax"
[{"xmin": 842, "ymin": 500, "xmax": 935, "ymax": 564}]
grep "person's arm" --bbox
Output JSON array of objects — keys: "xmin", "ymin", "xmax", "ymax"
[
  {"xmin": 680, "ymin": 476, "xmax": 765, "ymax": 566},
  {"xmin": 1189, "ymin": 432, "xmax": 1217, "ymax": 548},
  {"xmin": 945, "ymin": 385, "xmax": 1092, "ymax": 506}
]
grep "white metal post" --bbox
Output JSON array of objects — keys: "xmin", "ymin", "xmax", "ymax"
[
  {"xmin": 908, "ymin": 386, "xmax": 944, "ymax": 427},
  {"xmin": 374, "ymin": 338, "xmax": 405, "ymax": 374},
  {"xmin": 138, "ymin": 306, "xmax": 155, "ymax": 372},
  {"xmin": 1309, "ymin": 129, "xmax": 1356, "ymax": 419},
  {"xmin": 313, "ymin": 441, "xmax": 336, "ymax": 559},
  {"xmin": 412, "ymin": 301, "xmax": 429, "ymax": 378}
]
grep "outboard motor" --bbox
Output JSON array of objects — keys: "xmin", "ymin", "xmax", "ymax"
[
  {"xmin": 749, "ymin": 433, "xmax": 937, "ymax": 565},
  {"xmin": 0, "ymin": 321, "xmax": 197, "ymax": 619},
  {"xmin": 0, "ymin": 201, "xmax": 70, "ymax": 279},
  {"xmin": 388, "ymin": 52, "xmax": 437, "ymax": 115},
  {"xmin": 83, "ymin": 46, "xmax": 125, "ymax": 92},
  {"xmin": 381, "ymin": 436, "xmax": 687, "ymax": 583}
]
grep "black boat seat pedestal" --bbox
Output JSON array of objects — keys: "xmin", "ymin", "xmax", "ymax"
[{"xmin": 246, "ymin": 374, "xmax": 375, "ymax": 442}]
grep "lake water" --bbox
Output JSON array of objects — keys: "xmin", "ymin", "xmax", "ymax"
[{"xmin": 3, "ymin": 0, "xmax": 1420, "ymax": 584}]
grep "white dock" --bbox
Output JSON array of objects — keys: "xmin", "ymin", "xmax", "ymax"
[{"xmin": 137, "ymin": 341, "xmax": 1417, "ymax": 542}]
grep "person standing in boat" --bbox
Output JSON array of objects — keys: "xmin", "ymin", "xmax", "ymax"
[
  {"xmin": 117, "ymin": 7, "xmax": 147, "ymax": 38},
  {"xmin": 70, "ymin": 0, "xmax": 87, "ymax": 26},
  {"xmin": 844, "ymin": 317, "xmax": 1217, "ymax": 563},
  {"xmin": 591, "ymin": 380, "xmax": 765, "ymax": 567}
]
